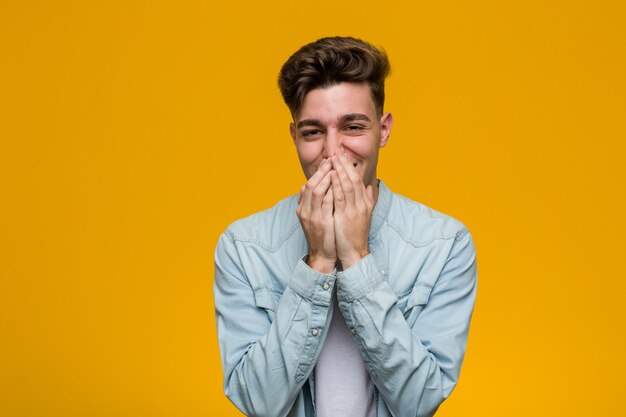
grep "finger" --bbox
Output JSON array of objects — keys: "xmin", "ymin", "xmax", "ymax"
[
  {"xmin": 302, "ymin": 159, "xmax": 331, "ymax": 209},
  {"xmin": 311, "ymin": 171, "xmax": 332, "ymax": 209},
  {"xmin": 331, "ymin": 155, "xmax": 355, "ymax": 206},
  {"xmin": 309, "ymin": 158, "xmax": 332, "ymax": 187},
  {"xmin": 339, "ymin": 152, "xmax": 365, "ymax": 203},
  {"xmin": 330, "ymin": 170, "xmax": 345, "ymax": 210},
  {"xmin": 322, "ymin": 185, "xmax": 334, "ymax": 217}
]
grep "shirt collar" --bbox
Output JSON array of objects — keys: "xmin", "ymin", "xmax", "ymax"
[{"xmin": 369, "ymin": 179, "xmax": 391, "ymax": 242}]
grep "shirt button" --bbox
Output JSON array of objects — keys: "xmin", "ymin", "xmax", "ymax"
[
  {"xmin": 311, "ymin": 328, "xmax": 319, "ymax": 336},
  {"xmin": 322, "ymin": 282, "xmax": 330, "ymax": 290}
]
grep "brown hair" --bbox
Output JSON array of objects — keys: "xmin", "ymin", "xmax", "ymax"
[{"xmin": 277, "ymin": 36, "xmax": 390, "ymax": 118}]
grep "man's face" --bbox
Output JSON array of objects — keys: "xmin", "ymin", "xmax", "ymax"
[{"xmin": 289, "ymin": 82, "xmax": 393, "ymax": 190}]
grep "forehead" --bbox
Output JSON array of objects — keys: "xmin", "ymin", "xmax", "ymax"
[{"xmin": 296, "ymin": 82, "xmax": 376, "ymax": 122}]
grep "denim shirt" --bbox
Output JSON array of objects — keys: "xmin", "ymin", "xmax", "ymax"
[{"xmin": 214, "ymin": 180, "xmax": 477, "ymax": 417}]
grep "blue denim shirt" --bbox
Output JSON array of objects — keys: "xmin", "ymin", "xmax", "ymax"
[{"xmin": 214, "ymin": 180, "xmax": 477, "ymax": 417}]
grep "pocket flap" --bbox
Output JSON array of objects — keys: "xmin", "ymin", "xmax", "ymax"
[
  {"xmin": 406, "ymin": 284, "xmax": 432, "ymax": 309},
  {"xmin": 253, "ymin": 287, "xmax": 280, "ymax": 311}
]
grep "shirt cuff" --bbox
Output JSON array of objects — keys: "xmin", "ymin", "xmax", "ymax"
[
  {"xmin": 337, "ymin": 254, "xmax": 386, "ymax": 302},
  {"xmin": 288, "ymin": 257, "xmax": 336, "ymax": 307}
]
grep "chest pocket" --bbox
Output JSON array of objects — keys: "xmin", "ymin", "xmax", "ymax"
[
  {"xmin": 253, "ymin": 287, "xmax": 281, "ymax": 322},
  {"xmin": 398, "ymin": 284, "xmax": 434, "ymax": 328}
]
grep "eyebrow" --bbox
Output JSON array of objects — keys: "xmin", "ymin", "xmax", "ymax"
[
  {"xmin": 340, "ymin": 113, "xmax": 371, "ymax": 123},
  {"xmin": 296, "ymin": 113, "xmax": 371, "ymax": 129},
  {"xmin": 296, "ymin": 119, "xmax": 323, "ymax": 129}
]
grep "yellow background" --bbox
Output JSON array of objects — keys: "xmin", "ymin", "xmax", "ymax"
[{"xmin": 2, "ymin": 1, "xmax": 625, "ymax": 415}]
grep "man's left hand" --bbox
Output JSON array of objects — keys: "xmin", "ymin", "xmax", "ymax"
[{"xmin": 330, "ymin": 153, "xmax": 375, "ymax": 269}]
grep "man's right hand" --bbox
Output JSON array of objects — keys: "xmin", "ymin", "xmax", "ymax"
[{"xmin": 296, "ymin": 159, "xmax": 336, "ymax": 274}]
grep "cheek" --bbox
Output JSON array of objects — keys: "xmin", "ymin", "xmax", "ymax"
[
  {"xmin": 343, "ymin": 138, "xmax": 379, "ymax": 159},
  {"xmin": 297, "ymin": 142, "xmax": 322, "ymax": 163},
  {"xmin": 296, "ymin": 142, "xmax": 323, "ymax": 178}
]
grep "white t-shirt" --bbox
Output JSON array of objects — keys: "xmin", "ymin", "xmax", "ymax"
[{"xmin": 314, "ymin": 295, "xmax": 376, "ymax": 417}]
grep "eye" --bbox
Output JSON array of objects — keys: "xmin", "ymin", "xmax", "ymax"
[
  {"xmin": 346, "ymin": 124, "xmax": 365, "ymax": 131},
  {"xmin": 301, "ymin": 129, "xmax": 322, "ymax": 137}
]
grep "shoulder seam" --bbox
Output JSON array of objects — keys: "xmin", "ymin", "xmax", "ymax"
[
  {"xmin": 386, "ymin": 219, "xmax": 467, "ymax": 248},
  {"xmin": 230, "ymin": 221, "xmax": 300, "ymax": 253}
]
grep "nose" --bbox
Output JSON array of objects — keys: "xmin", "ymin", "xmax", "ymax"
[{"xmin": 322, "ymin": 128, "xmax": 342, "ymax": 158}]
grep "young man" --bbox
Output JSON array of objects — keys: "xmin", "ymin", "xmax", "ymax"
[{"xmin": 214, "ymin": 37, "xmax": 477, "ymax": 417}]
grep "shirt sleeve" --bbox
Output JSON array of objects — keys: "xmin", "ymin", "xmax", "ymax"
[
  {"xmin": 213, "ymin": 230, "xmax": 336, "ymax": 417},
  {"xmin": 335, "ymin": 228, "xmax": 478, "ymax": 417}
]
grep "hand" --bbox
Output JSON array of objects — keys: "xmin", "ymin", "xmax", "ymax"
[
  {"xmin": 330, "ymin": 153, "xmax": 375, "ymax": 269},
  {"xmin": 296, "ymin": 159, "xmax": 337, "ymax": 274}
]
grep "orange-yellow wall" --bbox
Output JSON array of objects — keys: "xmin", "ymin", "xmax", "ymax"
[{"xmin": 2, "ymin": 1, "xmax": 625, "ymax": 415}]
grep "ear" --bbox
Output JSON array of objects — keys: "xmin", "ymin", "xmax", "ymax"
[
  {"xmin": 289, "ymin": 122, "xmax": 296, "ymax": 144},
  {"xmin": 379, "ymin": 112, "xmax": 394, "ymax": 148}
]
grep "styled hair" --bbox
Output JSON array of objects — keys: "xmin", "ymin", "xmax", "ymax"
[{"xmin": 277, "ymin": 36, "xmax": 390, "ymax": 118}]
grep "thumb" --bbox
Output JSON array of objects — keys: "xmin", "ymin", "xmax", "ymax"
[
  {"xmin": 366, "ymin": 184, "xmax": 374, "ymax": 203},
  {"xmin": 298, "ymin": 184, "xmax": 305, "ymax": 203}
]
